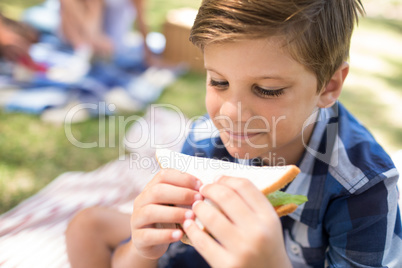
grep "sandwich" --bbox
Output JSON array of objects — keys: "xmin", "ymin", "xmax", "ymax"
[{"xmin": 155, "ymin": 148, "xmax": 307, "ymax": 244}]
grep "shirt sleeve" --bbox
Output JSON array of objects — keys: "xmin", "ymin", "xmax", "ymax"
[
  {"xmin": 179, "ymin": 115, "xmax": 227, "ymax": 160},
  {"xmin": 324, "ymin": 173, "xmax": 402, "ymax": 267}
]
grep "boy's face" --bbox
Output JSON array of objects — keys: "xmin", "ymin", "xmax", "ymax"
[{"xmin": 204, "ymin": 38, "xmax": 321, "ymax": 164}]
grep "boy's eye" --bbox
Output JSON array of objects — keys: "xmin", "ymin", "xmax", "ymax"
[
  {"xmin": 253, "ymin": 85, "xmax": 285, "ymax": 98},
  {"xmin": 209, "ymin": 79, "xmax": 229, "ymax": 88}
]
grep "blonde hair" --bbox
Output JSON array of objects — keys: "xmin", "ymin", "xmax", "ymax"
[{"xmin": 190, "ymin": 0, "xmax": 365, "ymax": 92}]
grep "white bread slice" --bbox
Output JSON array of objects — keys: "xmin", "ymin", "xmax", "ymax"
[
  {"xmin": 155, "ymin": 148, "xmax": 300, "ymax": 196},
  {"xmin": 155, "ymin": 148, "xmax": 301, "ymax": 245}
]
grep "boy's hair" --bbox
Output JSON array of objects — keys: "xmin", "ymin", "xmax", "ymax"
[{"xmin": 190, "ymin": 0, "xmax": 365, "ymax": 92}]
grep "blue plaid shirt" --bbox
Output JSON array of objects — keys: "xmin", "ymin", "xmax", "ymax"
[{"xmin": 158, "ymin": 102, "xmax": 402, "ymax": 268}]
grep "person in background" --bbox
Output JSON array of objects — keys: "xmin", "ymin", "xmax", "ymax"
[
  {"xmin": 0, "ymin": 12, "xmax": 38, "ymax": 63},
  {"xmin": 59, "ymin": 0, "xmax": 151, "ymax": 61}
]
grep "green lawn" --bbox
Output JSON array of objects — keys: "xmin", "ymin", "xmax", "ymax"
[
  {"xmin": 341, "ymin": 15, "xmax": 402, "ymax": 153},
  {"xmin": 0, "ymin": 0, "xmax": 401, "ymax": 214}
]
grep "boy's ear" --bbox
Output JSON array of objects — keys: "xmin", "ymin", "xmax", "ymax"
[{"xmin": 317, "ymin": 62, "xmax": 349, "ymax": 108}]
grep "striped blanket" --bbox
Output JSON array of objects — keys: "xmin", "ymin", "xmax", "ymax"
[{"xmin": 0, "ymin": 107, "xmax": 187, "ymax": 267}]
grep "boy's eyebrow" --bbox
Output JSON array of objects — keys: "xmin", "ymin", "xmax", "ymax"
[
  {"xmin": 257, "ymin": 75, "xmax": 287, "ymax": 81},
  {"xmin": 206, "ymin": 67, "xmax": 287, "ymax": 81}
]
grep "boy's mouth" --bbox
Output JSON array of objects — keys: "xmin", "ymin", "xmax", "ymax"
[{"xmin": 222, "ymin": 130, "xmax": 262, "ymax": 141}]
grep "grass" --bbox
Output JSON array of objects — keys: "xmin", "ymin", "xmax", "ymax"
[
  {"xmin": 0, "ymin": 0, "xmax": 401, "ymax": 214},
  {"xmin": 341, "ymin": 15, "xmax": 402, "ymax": 152},
  {"xmin": 0, "ymin": 0, "xmax": 44, "ymax": 21}
]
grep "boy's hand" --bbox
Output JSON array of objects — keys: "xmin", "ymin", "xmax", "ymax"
[
  {"xmin": 183, "ymin": 176, "xmax": 292, "ymax": 268},
  {"xmin": 130, "ymin": 169, "xmax": 202, "ymax": 260}
]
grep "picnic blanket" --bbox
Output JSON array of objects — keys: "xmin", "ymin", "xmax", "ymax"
[
  {"xmin": 0, "ymin": 29, "xmax": 182, "ymax": 122},
  {"xmin": 0, "ymin": 107, "xmax": 188, "ymax": 267}
]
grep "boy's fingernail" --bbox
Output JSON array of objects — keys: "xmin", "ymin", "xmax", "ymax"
[
  {"xmin": 194, "ymin": 193, "xmax": 203, "ymax": 201},
  {"xmin": 192, "ymin": 200, "xmax": 201, "ymax": 209},
  {"xmin": 199, "ymin": 184, "xmax": 206, "ymax": 193},
  {"xmin": 183, "ymin": 219, "xmax": 192, "ymax": 230},
  {"xmin": 195, "ymin": 180, "xmax": 202, "ymax": 191},
  {"xmin": 172, "ymin": 230, "xmax": 182, "ymax": 240},
  {"xmin": 185, "ymin": 210, "xmax": 194, "ymax": 219}
]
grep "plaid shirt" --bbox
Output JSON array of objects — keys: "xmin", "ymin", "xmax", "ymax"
[{"xmin": 158, "ymin": 102, "xmax": 402, "ymax": 268}]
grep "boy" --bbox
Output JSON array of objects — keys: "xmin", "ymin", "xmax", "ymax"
[{"xmin": 66, "ymin": 0, "xmax": 402, "ymax": 267}]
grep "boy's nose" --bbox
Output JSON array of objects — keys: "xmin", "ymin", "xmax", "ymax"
[{"xmin": 219, "ymin": 99, "xmax": 253, "ymax": 123}]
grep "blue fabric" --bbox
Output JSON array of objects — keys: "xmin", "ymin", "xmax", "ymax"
[
  {"xmin": 2, "ymin": 0, "xmax": 171, "ymax": 115},
  {"xmin": 157, "ymin": 102, "xmax": 401, "ymax": 268},
  {"xmin": 2, "ymin": 0, "xmax": 172, "ymax": 116},
  {"xmin": 22, "ymin": 0, "xmax": 60, "ymax": 34},
  {"xmin": 5, "ymin": 87, "xmax": 69, "ymax": 114},
  {"xmin": 1, "ymin": 34, "xmax": 181, "ymax": 115}
]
